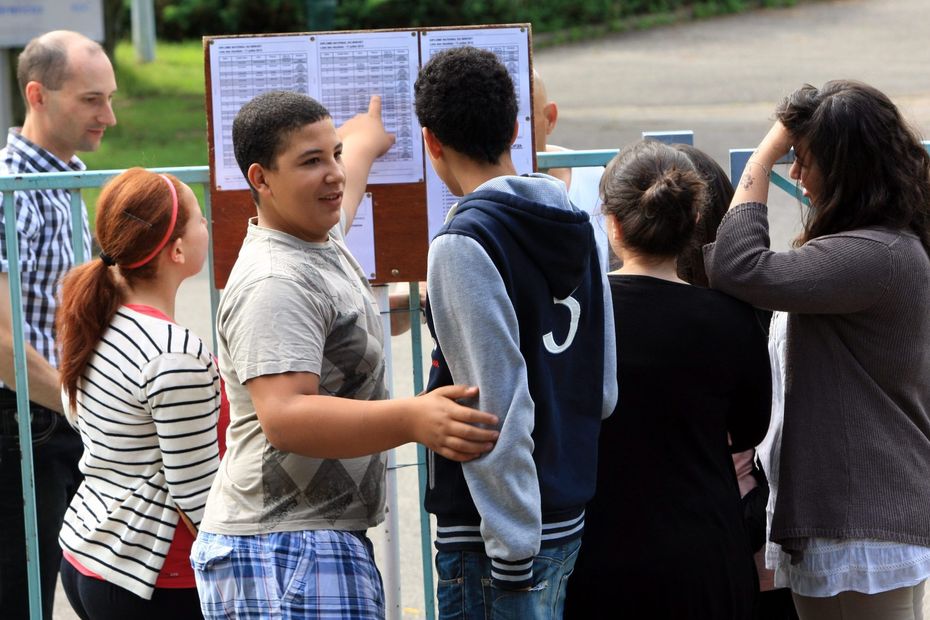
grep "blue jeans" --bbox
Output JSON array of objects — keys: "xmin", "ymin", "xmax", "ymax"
[
  {"xmin": 436, "ymin": 538, "xmax": 581, "ymax": 620},
  {"xmin": 0, "ymin": 391, "xmax": 83, "ymax": 620}
]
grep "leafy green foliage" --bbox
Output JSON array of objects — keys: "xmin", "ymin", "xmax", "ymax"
[
  {"xmin": 155, "ymin": 0, "xmax": 308, "ymax": 40},
  {"xmin": 147, "ymin": 0, "xmax": 794, "ymax": 39}
]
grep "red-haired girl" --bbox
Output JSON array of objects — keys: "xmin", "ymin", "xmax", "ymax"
[{"xmin": 56, "ymin": 167, "xmax": 221, "ymax": 619}]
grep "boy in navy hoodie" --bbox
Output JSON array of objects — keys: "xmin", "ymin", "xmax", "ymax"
[{"xmin": 415, "ymin": 46, "xmax": 618, "ymax": 619}]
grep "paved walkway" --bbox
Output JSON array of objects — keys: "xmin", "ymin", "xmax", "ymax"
[{"xmin": 53, "ymin": 0, "xmax": 930, "ymax": 616}]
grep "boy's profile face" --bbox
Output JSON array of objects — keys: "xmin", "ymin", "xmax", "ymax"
[{"xmin": 253, "ymin": 118, "xmax": 346, "ymax": 243}]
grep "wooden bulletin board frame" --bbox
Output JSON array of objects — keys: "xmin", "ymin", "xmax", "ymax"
[{"xmin": 204, "ymin": 24, "xmax": 534, "ymax": 288}]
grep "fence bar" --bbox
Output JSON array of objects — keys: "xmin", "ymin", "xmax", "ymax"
[
  {"xmin": 202, "ymin": 190, "xmax": 220, "ymax": 352},
  {"xmin": 373, "ymin": 285, "xmax": 403, "ymax": 620},
  {"xmin": 770, "ymin": 171, "xmax": 807, "ymax": 204},
  {"xmin": 728, "ymin": 149, "xmax": 753, "ymax": 189},
  {"xmin": 642, "ymin": 130, "xmax": 694, "ymax": 145},
  {"xmin": 0, "ymin": 167, "xmax": 209, "ymax": 191},
  {"xmin": 536, "ymin": 150, "xmax": 617, "ymax": 170},
  {"xmin": 410, "ymin": 282, "xmax": 436, "ymax": 620},
  {"xmin": 3, "ymin": 191, "xmax": 43, "ymax": 620},
  {"xmin": 730, "ymin": 148, "xmax": 808, "ymax": 204}
]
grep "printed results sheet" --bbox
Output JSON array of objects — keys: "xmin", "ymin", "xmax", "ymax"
[
  {"xmin": 209, "ymin": 36, "xmax": 317, "ymax": 191},
  {"xmin": 208, "ymin": 32, "xmax": 423, "ymax": 192},
  {"xmin": 419, "ymin": 27, "xmax": 533, "ymax": 240}
]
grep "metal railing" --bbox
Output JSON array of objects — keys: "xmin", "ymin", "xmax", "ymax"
[{"xmin": 3, "ymin": 139, "xmax": 929, "ymax": 618}]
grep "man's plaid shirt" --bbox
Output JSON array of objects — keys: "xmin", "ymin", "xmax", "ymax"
[{"xmin": 0, "ymin": 129, "xmax": 92, "ymax": 376}]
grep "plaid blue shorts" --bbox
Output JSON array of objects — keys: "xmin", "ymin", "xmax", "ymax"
[{"xmin": 192, "ymin": 529, "xmax": 385, "ymax": 619}]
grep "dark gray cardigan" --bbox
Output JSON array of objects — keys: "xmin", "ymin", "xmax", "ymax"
[{"xmin": 704, "ymin": 202, "xmax": 930, "ymax": 553}]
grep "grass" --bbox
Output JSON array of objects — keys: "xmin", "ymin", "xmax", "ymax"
[{"xmin": 79, "ymin": 40, "xmax": 210, "ymax": 216}]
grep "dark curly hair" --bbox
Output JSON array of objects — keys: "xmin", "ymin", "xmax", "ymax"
[
  {"xmin": 232, "ymin": 90, "xmax": 331, "ymax": 204},
  {"xmin": 600, "ymin": 140, "xmax": 706, "ymax": 258},
  {"xmin": 777, "ymin": 80, "xmax": 930, "ymax": 252},
  {"xmin": 414, "ymin": 46, "xmax": 517, "ymax": 165}
]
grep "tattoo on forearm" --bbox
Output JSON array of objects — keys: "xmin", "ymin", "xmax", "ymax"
[{"xmin": 741, "ymin": 173, "xmax": 754, "ymax": 190}]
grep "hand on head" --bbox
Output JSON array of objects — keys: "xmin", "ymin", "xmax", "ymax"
[{"xmin": 755, "ymin": 121, "xmax": 793, "ymax": 167}]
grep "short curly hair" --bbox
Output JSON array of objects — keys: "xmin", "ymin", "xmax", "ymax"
[{"xmin": 414, "ymin": 46, "xmax": 517, "ymax": 165}]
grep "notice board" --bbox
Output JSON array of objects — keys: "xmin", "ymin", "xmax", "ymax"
[{"xmin": 204, "ymin": 24, "xmax": 534, "ymax": 287}]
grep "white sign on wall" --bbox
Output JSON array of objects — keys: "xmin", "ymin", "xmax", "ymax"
[{"xmin": 0, "ymin": 0, "xmax": 104, "ymax": 47}]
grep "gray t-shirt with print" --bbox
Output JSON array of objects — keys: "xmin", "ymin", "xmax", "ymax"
[{"xmin": 201, "ymin": 218, "xmax": 387, "ymax": 535}]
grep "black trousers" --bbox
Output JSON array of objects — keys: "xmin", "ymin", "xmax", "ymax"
[
  {"xmin": 0, "ymin": 388, "xmax": 83, "ymax": 619},
  {"xmin": 60, "ymin": 559, "xmax": 204, "ymax": 620}
]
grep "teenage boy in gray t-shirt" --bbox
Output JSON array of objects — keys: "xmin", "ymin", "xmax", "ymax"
[{"xmin": 192, "ymin": 91, "xmax": 500, "ymax": 620}]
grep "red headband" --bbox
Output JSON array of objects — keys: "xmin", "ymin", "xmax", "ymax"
[{"xmin": 125, "ymin": 174, "xmax": 179, "ymax": 269}]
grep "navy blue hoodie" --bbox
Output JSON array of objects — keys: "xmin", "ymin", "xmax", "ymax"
[{"xmin": 424, "ymin": 173, "xmax": 617, "ymax": 589}]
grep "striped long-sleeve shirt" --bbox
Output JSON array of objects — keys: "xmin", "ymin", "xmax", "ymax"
[
  {"xmin": 0, "ymin": 129, "xmax": 92, "ymax": 375},
  {"xmin": 59, "ymin": 306, "xmax": 221, "ymax": 600}
]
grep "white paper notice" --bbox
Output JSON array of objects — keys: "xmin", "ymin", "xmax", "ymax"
[
  {"xmin": 316, "ymin": 32, "xmax": 423, "ymax": 185},
  {"xmin": 208, "ymin": 32, "xmax": 423, "ymax": 192},
  {"xmin": 344, "ymin": 193, "xmax": 377, "ymax": 280},
  {"xmin": 419, "ymin": 27, "xmax": 533, "ymax": 240},
  {"xmin": 209, "ymin": 36, "xmax": 319, "ymax": 191}
]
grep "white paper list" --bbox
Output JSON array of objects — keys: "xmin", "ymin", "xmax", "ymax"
[
  {"xmin": 208, "ymin": 32, "xmax": 423, "ymax": 192},
  {"xmin": 316, "ymin": 31, "xmax": 424, "ymax": 186},
  {"xmin": 209, "ymin": 36, "xmax": 319, "ymax": 191}
]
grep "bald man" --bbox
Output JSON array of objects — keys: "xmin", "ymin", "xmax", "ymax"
[
  {"xmin": 533, "ymin": 71, "xmax": 613, "ymax": 270},
  {"xmin": 0, "ymin": 30, "xmax": 116, "ymax": 619}
]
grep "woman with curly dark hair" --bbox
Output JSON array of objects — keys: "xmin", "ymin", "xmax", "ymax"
[{"xmin": 706, "ymin": 80, "xmax": 930, "ymax": 619}]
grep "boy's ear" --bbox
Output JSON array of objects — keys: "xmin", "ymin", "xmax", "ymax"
[
  {"xmin": 247, "ymin": 163, "xmax": 271, "ymax": 197},
  {"xmin": 510, "ymin": 121, "xmax": 519, "ymax": 146},
  {"xmin": 422, "ymin": 127, "xmax": 444, "ymax": 161}
]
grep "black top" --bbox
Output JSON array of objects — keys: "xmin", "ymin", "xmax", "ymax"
[{"xmin": 565, "ymin": 275, "xmax": 772, "ymax": 619}]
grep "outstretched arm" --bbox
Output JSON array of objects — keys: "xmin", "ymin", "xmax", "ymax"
[
  {"xmin": 249, "ymin": 372, "xmax": 498, "ymax": 462},
  {"xmin": 338, "ymin": 95, "xmax": 396, "ymax": 227}
]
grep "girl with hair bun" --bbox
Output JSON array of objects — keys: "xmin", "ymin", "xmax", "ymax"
[
  {"xmin": 55, "ymin": 167, "xmax": 223, "ymax": 618},
  {"xmin": 564, "ymin": 139, "xmax": 772, "ymax": 619},
  {"xmin": 707, "ymin": 80, "xmax": 930, "ymax": 618}
]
